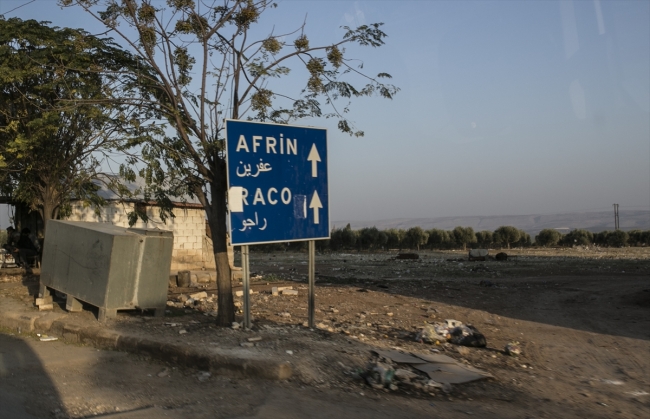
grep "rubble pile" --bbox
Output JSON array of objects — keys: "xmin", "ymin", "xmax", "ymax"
[
  {"xmin": 360, "ymin": 349, "xmax": 491, "ymax": 395},
  {"xmin": 416, "ymin": 319, "xmax": 487, "ymax": 348}
]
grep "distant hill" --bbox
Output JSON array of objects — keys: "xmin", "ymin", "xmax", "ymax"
[{"xmin": 334, "ymin": 210, "xmax": 650, "ymax": 236}]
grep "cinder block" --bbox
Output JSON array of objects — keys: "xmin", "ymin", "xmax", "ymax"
[{"xmin": 35, "ymin": 296, "xmax": 53, "ymax": 306}]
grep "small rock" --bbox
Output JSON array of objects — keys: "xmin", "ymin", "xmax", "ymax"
[
  {"xmin": 278, "ymin": 312, "xmax": 291, "ymax": 318},
  {"xmin": 286, "ymin": 350, "xmax": 294, "ymax": 355},
  {"xmin": 157, "ymin": 368, "xmax": 170, "ymax": 378},
  {"xmin": 189, "ymin": 291, "xmax": 208, "ymax": 300},
  {"xmin": 505, "ymin": 341, "xmax": 522, "ymax": 356},
  {"xmin": 456, "ymin": 346, "xmax": 470, "ymax": 356},
  {"xmin": 232, "ymin": 322, "xmax": 241, "ymax": 330},
  {"xmin": 178, "ymin": 329, "xmax": 188, "ymax": 335},
  {"xmin": 247, "ymin": 336, "xmax": 262, "ymax": 342},
  {"xmin": 386, "ymin": 312, "xmax": 394, "ymax": 317},
  {"xmin": 197, "ymin": 371, "xmax": 211, "ymax": 382}
]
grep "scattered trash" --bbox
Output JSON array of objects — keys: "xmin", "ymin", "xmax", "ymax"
[
  {"xmin": 362, "ymin": 362, "xmax": 395, "ymax": 389},
  {"xmin": 39, "ymin": 336, "xmax": 58, "ymax": 342},
  {"xmin": 448, "ymin": 325, "xmax": 487, "ymax": 347},
  {"xmin": 361, "ymin": 349, "xmax": 491, "ymax": 394},
  {"xmin": 505, "ymin": 342, "xmax": 522, "ymax": 356},
  {"xmin": 285, "ymin": 350, "xmax": 294, "ymax": 355},
  {"xmin": 626, "ymin": 391, "xmax": 649, "ymax": 396},
  {"xmin": 416, "ymin": 320, "xmax": 486, "ymax": 347},
  {"xmin": 178, "ymin": 329, "xmax": 188, "ymax": 335},
  {"xmin": 601, "ymin": 379, "xmax": 624, "ymax": 385},
  {"xmin": 231, "ymin": 322, "xmax": 241, "ymax": 330},
  {"xmin": 416, "ymin": 324, "xmax": 447, "ymax": 344},
  {"xmin": 247, "ymin": 336, "xmax": 262, "ymax": 342}
]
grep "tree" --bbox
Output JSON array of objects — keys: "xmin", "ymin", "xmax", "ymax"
[
  {"xmin": 561, "ymin": 229, "xmax": 593, "ymax": 246},
  {"xmin": 340, "ymin": 224, "xmax": 357, "ymax": 249},
  {"xmin": 358, "ymin": 227, "xmax": 380, "ymax": 250},
  {"xmin": 63, "ymin": 0, "xmax": 398, "ymax": 326},
  {"xmin": 607, "ymin": 230, "xmax": 628, "ymax": 247},
  {"xmin": 535, "ymin": 228, "xmax": 562, "ymax": 247},
  {"xmin": 376, "ymin": 230, "xmax": 388, "ymax": 250},
  {"xmin": 493, "ymin": 226, "xmax": 520, "ymax": 249},
  {"xmin": 593, "ymin": 231, "xmax": 611, "ymax": 246},
  {"xmin": 475, "ymin": 230, "xmax": 493, "ymax": 247},
  {"xmin": 626, "ymin": 230, "xmax": 648, "ymax": 246},
  {"xmin": 0, "ymin": 17, "xmax": 155, "ymax": 231},
  {"xmin": 451, "ymin": 226, "xmax": 476, "ymax": 250},
  {"xmin": 517, "ymin": 229, "xmax": 531, "ymax": 247},
  {"xmin": 384, "ymin": 228, "xmax": 404, "ymax": 250},
  {"xmin": 427, "ymin": 229, "xmax": 450, "ymax": 249},
  {"xmin": 405, "ymin": 226, "xmax": 428, "ymax": 251}
]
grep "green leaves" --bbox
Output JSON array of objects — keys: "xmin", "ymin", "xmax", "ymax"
[
  {"xmin": 262, "ymin": 37, "xmax": 282, "ymax": 54},
  {"xmin": 0, "ymin": 17, "xmax": 159, "ymax": 223},
  {"xmin": 173, "ymin": 46, "xmax": 195, "ymax": 86},
  {"xmin": 294, "ymin": 34, "xmax": 309, "ymax": 51},
  {"xmin": 326, "ymin": 45, "xmax": 343, "ymax": 68},
  {"xmin": 343, "ymin": 23, "xmax": 387, "ymax": 47}
]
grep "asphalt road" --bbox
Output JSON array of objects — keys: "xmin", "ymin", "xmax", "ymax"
[{"xmin": 0, "ymin": 332, "xmax": 440, "ymax": 419}]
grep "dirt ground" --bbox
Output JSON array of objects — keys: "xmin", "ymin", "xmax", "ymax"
[{"xmin": 1, "ymin": 247, "xmax": 649, "ymax": 418}]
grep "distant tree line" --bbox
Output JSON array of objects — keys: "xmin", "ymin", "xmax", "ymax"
[{"xmin": 251, "ymin": 225, "xmax": 649, "ymax": 252}]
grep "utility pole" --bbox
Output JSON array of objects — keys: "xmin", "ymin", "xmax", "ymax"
[{"xmin": 613, "ymin": 204, "xmax": 619, "ymax": 230}]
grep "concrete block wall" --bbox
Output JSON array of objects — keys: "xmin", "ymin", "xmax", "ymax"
[{"xmin": 67, "ymin": 203, "xmax": 215, "ymax": 271}]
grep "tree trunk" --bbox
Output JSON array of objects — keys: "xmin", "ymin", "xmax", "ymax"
[
  {"xmin": 39, "ymin": 194, "xmax": 59, "ymax": 236},
  {"xmin": 208, "ymin": 161, "xmax": 234, "ymax": 326}
]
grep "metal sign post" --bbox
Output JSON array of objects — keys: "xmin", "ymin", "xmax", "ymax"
[
  {"xmin": 225, "ymin": 120, "xmax": 329, "ymax": 329},
  {"xmin": 241, "ymin": 245, "xmax": 251, "ymax": 329},
  {"xmin": 308, "ymin": 240, "xmax": 316, "ymax": 328}
]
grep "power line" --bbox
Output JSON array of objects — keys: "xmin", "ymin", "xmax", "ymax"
[{"xmin": 1, "ymin": 0, "xmax": 36, "ymax": 16}]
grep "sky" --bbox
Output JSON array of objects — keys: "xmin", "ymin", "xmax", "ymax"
[{"xmin": 1, "ymin": 0, "xmax": 649, "ymax": 227}]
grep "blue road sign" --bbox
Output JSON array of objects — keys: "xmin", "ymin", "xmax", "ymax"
[{"xmin": 226, "ymin": 120, "xmax": 329, "ymax": 245}]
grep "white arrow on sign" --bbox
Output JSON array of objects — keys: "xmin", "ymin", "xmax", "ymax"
[
  {"xmin": 307, "ymin": 143, "xmax": 321, "ymax": 178},
  {"xmin": 309, "ymin": 191, "xmax": 323, "ymax": 224}
]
